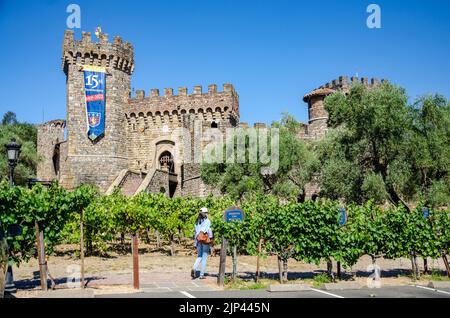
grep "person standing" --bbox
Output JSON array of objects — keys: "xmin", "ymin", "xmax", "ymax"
[{"xmin": 192, "ymin": 207, "xmax": 213, "ymax": 279}]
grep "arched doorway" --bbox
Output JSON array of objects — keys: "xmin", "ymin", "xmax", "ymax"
[{"xmin": 159, "ymin": 151, "xmax": 174, "ymax": 173}]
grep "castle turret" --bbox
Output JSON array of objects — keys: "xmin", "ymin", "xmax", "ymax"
[
  {"xmin": 303, "ymin": 87, "xmax": 335, "ymax": 138},
  {"xmin": 303, "ymin": 75, "xmax": 384, "ymax": 139},
  {"xmin": 61, "ymin": 30, "xmax": 134, "ymax": 191}
]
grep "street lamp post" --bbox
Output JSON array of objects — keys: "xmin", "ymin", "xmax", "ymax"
[{"xmin": 4, "ymin": 138, "xmax": 21, "ymax": 294}]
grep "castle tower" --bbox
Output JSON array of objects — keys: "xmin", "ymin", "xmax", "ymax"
[
  {"xmin": 36, "ymin": 119, "xmax": 66, "ymax": 182},
  {"xmin": 302, "ymin": 87, "xmax": 335, "ymax": 139},
  {"xmin": 61, "ymin": 30, "xmax": 134, "ymax": 191},
  {"xmin": 302, "ymin": 75, "xmax": 383, "ymax": 139}
]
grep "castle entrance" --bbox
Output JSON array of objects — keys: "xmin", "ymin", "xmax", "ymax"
[
  {"xmin": 159, "ymin": 151, "xmax": 174, "ymax": 173},
  {"xmin": 158, "ymin": 151, "xmax": 177, "ymax": 198}
]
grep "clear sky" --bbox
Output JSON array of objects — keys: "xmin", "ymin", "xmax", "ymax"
[{"xmin": 0, "ymin": 0, "xmax": 449, "ymax": 125}]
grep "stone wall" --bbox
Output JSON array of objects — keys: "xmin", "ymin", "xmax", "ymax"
[
  {"xmin": 125, "ymin": 85, "xmax": 239, "ymax": 172},
  {"xmin": 145, "ymin": 169, "xmax": 170, "ymax": 196},
  {"xmin": 125, "ymin": 87, "xmax": 239, "ymax": 197},
  {"xmin": 60, "ymin": 30, "xmax": 134, "ymax": 192},
  {"xmin": 36, "ymin": 120, "xmax": 66, "ymax": 181},
  {"xmin": 36, "ymin": 30, "xmax": 241, "ymax": 197}
]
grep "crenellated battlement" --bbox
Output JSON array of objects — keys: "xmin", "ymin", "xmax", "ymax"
[
  {"xmin": 304, "ymin": 75, "xmax": 388, "ymax": 103},
  {"xmin": 127, "ymin": 83, "xmax": 239, "ymax": 125},
  {"xmin": 132, "ymin": 83, "xmax": 237, "ymax": 100},
  {"xmin": 302, "ymin": 75, "xmax": 390, "ymax": 140},
  {"xmin": 318, "ymin": 75, "xmax": 387, "ymax": 91},
  {"xmin": 62, "ymin": 29, "xmax": 134, "ymax": 75}
]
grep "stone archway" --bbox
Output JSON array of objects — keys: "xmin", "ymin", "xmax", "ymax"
[{"xmin": 158, "ymin": 150, "xmax": 174, "ymax": 173}]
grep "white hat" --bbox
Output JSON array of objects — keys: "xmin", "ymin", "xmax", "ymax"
[{"xmin": 200, "ymin": 207, "xmax": 208, "ymax": 213}]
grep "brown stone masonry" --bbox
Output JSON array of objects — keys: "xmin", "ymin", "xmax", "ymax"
[{"xmin": 36, "ymin": 30, "xmax": 384, "ymax": 199}]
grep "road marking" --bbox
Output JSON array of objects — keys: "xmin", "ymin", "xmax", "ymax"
[
  {"xmin": 180, "ymin": 291, "xmax": 196, "ymax": 298},
  {"xmin": 310, "ymin": 288, "xmax": 344, "ymax": 298},
  {"xmin": 414, "ymin": 285, "xmax": 450, "ymax": 296}
]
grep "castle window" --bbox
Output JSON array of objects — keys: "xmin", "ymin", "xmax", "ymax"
[{"xmin": 211, "ymin": 121, "xmax": 218, "ymax": 128}]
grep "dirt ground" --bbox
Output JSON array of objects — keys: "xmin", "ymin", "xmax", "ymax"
[{"xmin": 10, "ymin": 242, "xmax": 449, "ymax": 297}]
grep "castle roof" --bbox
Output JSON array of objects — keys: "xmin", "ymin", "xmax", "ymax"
[{"xmin": 302, "ymin": 87, "xmax": 335, "ymax": 102}]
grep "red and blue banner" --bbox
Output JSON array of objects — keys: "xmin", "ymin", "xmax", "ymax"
[{"xmin": 83, "ymin": 65, "xmax": 106, "ymax": 141}]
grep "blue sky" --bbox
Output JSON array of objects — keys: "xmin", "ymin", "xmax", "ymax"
[{"xmin": 0, "ymin": 0, "xmax": 449, "ymax": 125}]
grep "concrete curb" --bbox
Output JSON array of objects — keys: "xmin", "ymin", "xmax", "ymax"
[
  {"xmin": 323, "ymin": 282, "xmax": 362, "ymax": 290},
  {"xmin": 267, "ymin": 284, "xmax": 311, "ymax": 292},
  {"xmin": 427, "ymin": 281, "xmax": 450, "ymax": 289}
]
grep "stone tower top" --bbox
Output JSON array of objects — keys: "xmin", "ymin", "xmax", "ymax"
[
  {"xmin": 318, "ymin": 75, "xmax": 386, "ymax": 90},
  {"xmin": 62, "ymin": 30, "xmax": 134, "ymax": 75},
  {"xmin": 303, "ymin": 75, "xmax": 387, "ymax": 102}
]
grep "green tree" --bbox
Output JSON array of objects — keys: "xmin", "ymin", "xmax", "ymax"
[
  {"xmin": 0, "ymin": 181, "xmax": 36, "ymax": 265},
  {"xmin": 2, "ymin": 112, "xmax": 18, "ymax": 125},
  {"xmin": 317, "ymin": 82, "xmax": 449, "ymax": 207},
  {"xmin": 82, "ymin": 191, "xmax": 117, "ymax": 255},
  {"xmin": 0, "ymin": 112, "xmax": 38, "ymax": 186},
  {"xmin": 201, "ymin": 114, "xmax": 318, "ymax": 201},
  {"xmin": 407, "ymin": 95, "xmax": 450, "ymax": 208},
  {"xmin": 0, "ymin": 182, "xmax": 77, "ymax": 265}
]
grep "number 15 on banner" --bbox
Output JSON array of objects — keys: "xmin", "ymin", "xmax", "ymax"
[{"xmin": 85, "ymin": 74, "xmax": 102, "ymax": 89}]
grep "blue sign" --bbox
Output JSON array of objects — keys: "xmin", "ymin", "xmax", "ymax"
[
  {"xmin": 225, "ymin": 207, "xmax": 244, "ymax": 222},
  {"xmin": 422, "ymin": 208, "xmax": 430, "ymax": 219},
  {"xmin": 83, "ymin": 65, "xmax": 106, "ymax": 141},
  {"xmin": 338, "ymin": 207, "xmax": 347, "ymax": 226}
]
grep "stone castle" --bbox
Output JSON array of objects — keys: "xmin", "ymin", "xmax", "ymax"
[{"xmin": 36, "ymin": 30, "xmax": 384, "ymax": 198}]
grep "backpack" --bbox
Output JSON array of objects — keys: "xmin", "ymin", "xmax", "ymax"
[{"xmin": 197, "ymin": 231, "xmax": 211, "ymax": 244}]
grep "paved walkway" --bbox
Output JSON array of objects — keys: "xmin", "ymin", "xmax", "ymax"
[
  {"xmin": 33, "ymin": 284, "xmax": 450, "ymax": 298},
  {"xmin": 85, "ymin": 272, "xmax": 219, "ymax": 293}
]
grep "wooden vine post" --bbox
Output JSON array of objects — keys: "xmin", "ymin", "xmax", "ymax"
[
  {"xmin": 255, "ymin": 238, "xmax": 262, "ymax": 283},
  {"xmin": 218, "ymin": 206, "xmax": 244, "ymax": 286},
  {"xmin": 132, "ymin": 234, "xmax": 140, "ymax": 289},
  {"xmin": 232, "ymin": 245, "xmax": 237, "ymax": 281},
  {"xmin": 35, "ymin": 221, "xmax": 47, "ymax": 291},
  {"xmin": 218, "ymin": 237, "xmax": 227, "ymax": 287},
  {"xmin": 80, "ymin": 209, "xmax": 85, "ymax": 288}
]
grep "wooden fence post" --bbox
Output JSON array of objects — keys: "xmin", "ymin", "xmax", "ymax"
[
  {"xmin": 132, "ymin": 234, "xmax": 140, "ymax": 289},
  {"xmin": 218, "ymin": 237, "xmax": 227, "ymax": 286},
  {"xmin": 35, "ymin": 221, "xmax": 47, "ymax": 291},
  {"xmin": 255, "ymin": 238, "xmax": 262, "ymax": 282},
  {"xmin": 232, "ymin": 245, "xmax": 237, "ymax": 282},
  {"xmin": 80, "ymin": 210, "xmax": 85, "ymax": 288}
]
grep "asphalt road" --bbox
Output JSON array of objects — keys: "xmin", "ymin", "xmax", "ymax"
[{"xmin": 96, "ymin": 285, "xmax": 450, "ymax": 298}]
